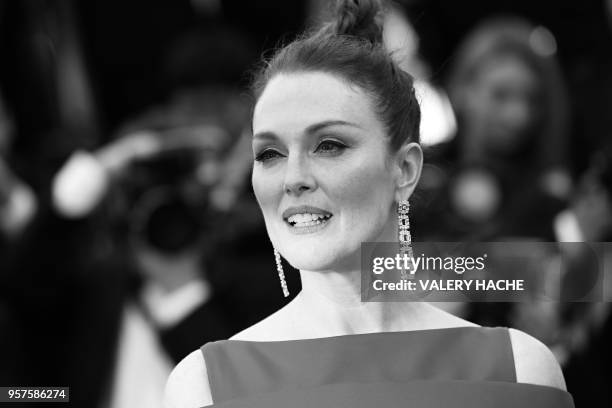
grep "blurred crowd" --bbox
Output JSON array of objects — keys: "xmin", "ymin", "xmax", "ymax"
[{"xmin": 0, "ymin": 0, "xmax": 611, "ymax": 407}]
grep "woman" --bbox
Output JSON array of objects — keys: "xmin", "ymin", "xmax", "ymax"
[
  {"xmin": 418, "ymin": 17, "xmax": 570, "ymax": 241},
  {"xmin": 165, "ymin": 1, "xmax": 574, "ymax": 407}
]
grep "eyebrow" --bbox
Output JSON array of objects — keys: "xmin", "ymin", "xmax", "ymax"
[
  {"xmin": 305, "ymin": 120, "xmax": 362, "ymax": 134},
  {"xmin": 253, "ymin": 120, "xmax": 361, "ymax": 141}
]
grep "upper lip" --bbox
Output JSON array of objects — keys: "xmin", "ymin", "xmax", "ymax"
[{"xmin": 282, "ymin": 205, "xmax": 333, "ymax": 220}]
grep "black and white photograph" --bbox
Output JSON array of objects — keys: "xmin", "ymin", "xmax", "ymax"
[{"xmin": 1, "ymin": 0, "xmax": 611, "ymax": 407}]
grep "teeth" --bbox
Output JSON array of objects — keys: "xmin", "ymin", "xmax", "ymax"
[{"xmin": 287, "ymin": 213, "xmax": 331, "ymax": 226}]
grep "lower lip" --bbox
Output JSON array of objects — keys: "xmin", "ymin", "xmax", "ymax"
[{"xmin": 285, "ymin": 217, "xmax": 332, "ymax": 235}]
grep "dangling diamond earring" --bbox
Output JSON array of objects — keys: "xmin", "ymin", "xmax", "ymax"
[
  {"xmin": 274, "ymin": 248, "xmax": 290, "ymax": 297},
  {"xmin": 398, "ymin": 200, "xmax": 414, "ymax": 280}
]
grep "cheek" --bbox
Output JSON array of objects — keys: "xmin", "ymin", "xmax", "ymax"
[
  {"xmin": 327, "ymin": 157, "xmax": 394, "ymax": 224},
  {"xmin": 251, "ymin": 167, "xmax": 281, "ymax": 216}
]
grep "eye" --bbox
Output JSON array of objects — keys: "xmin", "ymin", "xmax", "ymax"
[
  {"xmin": 254, "ymin": 149, "xmax": 284, "ymax": 162},
  {"xmin": 315, "ymin": 139, "xmax": 347, "ymax": 155}
]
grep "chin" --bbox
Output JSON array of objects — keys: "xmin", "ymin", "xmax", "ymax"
[
  {"xmin": 281, "ymin": 247, "xmax": 336, "ymax": 271},
  {"xmin": 280, "ymin": 240, "xmax": 361, "ymax": 272}
]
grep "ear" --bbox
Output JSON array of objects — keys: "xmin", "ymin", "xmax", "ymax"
[{"xmin": 393, "ymin": 142, "xmax": 423, "ymax": 203}]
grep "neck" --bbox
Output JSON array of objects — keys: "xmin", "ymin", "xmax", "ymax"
[{"xmin": 294, "ymin": 269, "xmax": 439, "ymax": 337}]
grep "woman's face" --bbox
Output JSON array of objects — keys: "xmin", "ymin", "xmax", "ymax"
[
  {"xmin": 252, "ymin": 72, "xmax": 412, "ymax": 271},
  {"xmin": 465, "ymin": 55, "xmax": 540, "ymax": 155}
]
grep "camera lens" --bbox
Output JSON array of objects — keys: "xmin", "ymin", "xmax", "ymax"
[{"xmin": 132, "ymin": 188, "xmax": 205, "ymax": 254}]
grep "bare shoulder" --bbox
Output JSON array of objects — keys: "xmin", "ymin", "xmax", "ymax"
[
  {"xmin": 428, "ymin": 303, "xmax": 480, "ymax": 328},
  {"xmin": 231, "ymin": 302, "xmax": 295, "ymax": 341},
  {"xmin": 164, "ymin": 349, "xmax": 212, "ymax": 408},
  {"xmin": 508, "ymin": 328, "xmax": 567, "ymax": 391}
]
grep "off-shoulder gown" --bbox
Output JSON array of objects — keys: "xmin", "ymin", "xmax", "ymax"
[{"xmin": 199, "ymin": 326, "xmax": 575, "ymax": 407}]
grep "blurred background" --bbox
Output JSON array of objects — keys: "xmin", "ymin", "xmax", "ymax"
[{"xmin": 0, "ymin": 0, "xmax": 611, "ymax": 407}]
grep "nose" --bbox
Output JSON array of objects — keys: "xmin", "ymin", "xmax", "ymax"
[{"xmin": 283, "ymin": 153, "xmax": 316, "ymax": 196}]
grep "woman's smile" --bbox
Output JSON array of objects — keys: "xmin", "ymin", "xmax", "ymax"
[{"xmin": 282, "ymin": 205, "xmax": 334, "ymax": 234}]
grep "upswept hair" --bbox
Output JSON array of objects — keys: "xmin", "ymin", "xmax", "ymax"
[{"xmin": 251, "ymin": 0, "xmax": 421, "ymax": 150}]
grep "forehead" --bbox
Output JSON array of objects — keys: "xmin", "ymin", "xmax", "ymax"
[
  {"xmin": 253, "ymin": 72, "xmax": 383, "ymax": 135},
  {"xmin": 477, "ymin": 56, "xmax": 537, "ymax": 90}
]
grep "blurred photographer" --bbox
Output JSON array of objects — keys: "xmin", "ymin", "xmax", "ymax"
[
  {"xmin": 51, "ymin": 85, "xmax": 252, "ymax": 408},
  {"xmin": 418, "ymin": 17, "xmax": 571, "ymax": 241}
]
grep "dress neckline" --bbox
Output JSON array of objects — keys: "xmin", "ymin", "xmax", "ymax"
[{"xmin": 224, "ymin": 324, "xmax": 491, "ymax": 345}]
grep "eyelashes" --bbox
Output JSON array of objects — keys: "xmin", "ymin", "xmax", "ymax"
[
  {"xmin": 254, "ymin": 149, "xmax": 283, "ymax": 162},
  {"xmin": 254, "ymin": 139, "xmax": 348, "ymax": 163},
  {"xmin": 314, "ymin": 139, "xmax": 347, "ymax": 154}
]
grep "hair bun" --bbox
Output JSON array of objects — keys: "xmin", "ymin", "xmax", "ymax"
[{"xmin": 332, "ymin": 0, "xmax": 384, "ymax": 44}]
